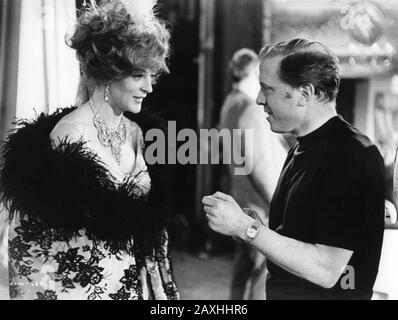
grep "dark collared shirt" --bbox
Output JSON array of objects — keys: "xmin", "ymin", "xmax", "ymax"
[{"xmin": 267, "ymin": 115, "xmax": 385, "ymax": 300}]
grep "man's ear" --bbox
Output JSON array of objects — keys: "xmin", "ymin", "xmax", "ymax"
[{"xmin": 297, "ymin": 84, "xmax": 315, "ymax": 106}]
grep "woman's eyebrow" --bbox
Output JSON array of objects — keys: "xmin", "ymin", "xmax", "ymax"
[{"xmin": 132, "ymin": 68, "xmax": 146, "ymax": 73}]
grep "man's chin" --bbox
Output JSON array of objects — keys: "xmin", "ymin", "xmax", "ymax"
[
  {"xmin": 266, "ymin": 117, "xmax": 277, "ymax": 131},
  {"xmin": 267, "ymin": 119, "xmax": 287, "ymax": 134}
]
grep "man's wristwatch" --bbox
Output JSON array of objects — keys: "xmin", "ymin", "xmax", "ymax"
[{"xmin": 245, "ymin": 219, "xmax": 261, "ymax": 245}]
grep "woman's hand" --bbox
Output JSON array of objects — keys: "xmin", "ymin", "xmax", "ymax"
[{"xmin": 202, "ymin": 191, "xmax": 253, "ymax": 239}]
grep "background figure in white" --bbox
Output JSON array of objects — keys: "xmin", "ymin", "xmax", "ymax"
[
  {"xmin": 372, "ymin": 151, "xmax": 398, "ymax": 299},
  {"xmin": 371, "ymin": 93, "xmax": 398, "ymax": 300},
  {"xmin": 218, "ymin": 48, "xmax": 288, "ymax": 300}
]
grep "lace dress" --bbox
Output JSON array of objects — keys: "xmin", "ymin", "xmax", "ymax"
[{"xmin": 7, "ymin": 119, "xmax": 179, "ymax": 300}]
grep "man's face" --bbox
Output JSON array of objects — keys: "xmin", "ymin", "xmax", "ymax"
[
  {"xmin": 246, "ymin": 62, "xmax": 261, "ymax": 99},
  {"xmin": 256, "ymin": 56, "xmax": 305, "ymax": 134}
]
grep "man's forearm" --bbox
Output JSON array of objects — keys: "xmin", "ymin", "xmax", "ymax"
[
  {"xmin": 203, "ymin": 192, "xmax": 351, "ymax": 289},
  {"xmin": 245, "ymin": 225, "xmax": 342, "ymax": 289}
]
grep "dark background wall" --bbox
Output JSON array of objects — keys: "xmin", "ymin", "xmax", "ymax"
[{"xmin": 213, "ymin": 0, "xmax": 263, "ymax": 125}]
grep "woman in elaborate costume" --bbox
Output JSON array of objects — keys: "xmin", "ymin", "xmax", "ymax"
[{"xmin": 0, "ymin": 0, "xmax": 179, "ymax": 300}]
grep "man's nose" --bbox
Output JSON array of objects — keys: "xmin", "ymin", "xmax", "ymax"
[{"xmin": 256, "ymin": 92, "xmax": 265, "ymax": 106}]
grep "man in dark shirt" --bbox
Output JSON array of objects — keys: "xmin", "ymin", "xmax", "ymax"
[{"xmin": 203, "ymin": 38, "xmax": 385, "ymax": 300}]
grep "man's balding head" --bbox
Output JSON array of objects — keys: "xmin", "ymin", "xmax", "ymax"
[{"xmin": 259, "ymin": 38, "xmax": 340, "ymax": 102}]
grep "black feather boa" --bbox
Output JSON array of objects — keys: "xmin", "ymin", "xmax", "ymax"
[{"xmin": 0, "ymin": 107, "xmax": 173, "ymax": 257}]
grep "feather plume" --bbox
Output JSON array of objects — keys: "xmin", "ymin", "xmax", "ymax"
[
  {"xmin": 119, "ymin": 0, "xmax": 157, "ymax": 22},
  {"xmin": 0, "ymin": 107, "xmax": 173, "ymax": 256}
]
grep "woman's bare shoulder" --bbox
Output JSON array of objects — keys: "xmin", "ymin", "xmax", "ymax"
[{"xmin": 50, "ymin": 104, "xmax": 92, "ymax": 146}]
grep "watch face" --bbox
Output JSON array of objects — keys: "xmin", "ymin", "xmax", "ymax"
[{"xmin": 247, "ymin": 227, "xmax": 257, "ymax": 238}]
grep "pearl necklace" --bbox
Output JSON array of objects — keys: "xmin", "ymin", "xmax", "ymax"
[{"xmin": 89, "ymin": 97, "xmax": 127, "ymax": 165}]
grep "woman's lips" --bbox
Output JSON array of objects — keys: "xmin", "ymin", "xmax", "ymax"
[{"xmin": 133, "ymin": 96, "xmax": 145, "ymax": 103}]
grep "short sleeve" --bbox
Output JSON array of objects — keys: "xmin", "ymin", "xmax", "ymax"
[{"xmin": 313, "ymin": 144, "xmax": 385, "ymax": 251}]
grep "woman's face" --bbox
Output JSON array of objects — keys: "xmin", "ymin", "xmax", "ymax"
[{"xmin": 109, "ymin": 68, "xmax": 156, "ymax": 114}]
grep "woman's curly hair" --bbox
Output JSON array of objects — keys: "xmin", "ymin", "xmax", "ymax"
[{"xmin": 66, "ymin": 0, "xmax": 170, "ymax": 84}]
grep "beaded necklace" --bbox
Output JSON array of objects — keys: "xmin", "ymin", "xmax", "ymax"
[{"xmin": 89, "ymin": 96, "xmax": 127, "ymax": 165}]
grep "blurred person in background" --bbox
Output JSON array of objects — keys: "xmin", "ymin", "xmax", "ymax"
[
  {"xmin": 0, "ymin": 0, "xmax": 179, "ymax": 300},
  {"xmin": 218, "ymin": 48, "xmax": 288, "ymax": 300}
]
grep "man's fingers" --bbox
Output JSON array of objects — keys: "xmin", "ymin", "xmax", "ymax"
[
  {"xmin": 202, "ymin": 196, "xmax": 218, "ymax": 206},
  {"xmin": 213, "ymin": 191, "xmax": 232, "ymax": 202},
  {"xmin": 203, "ymin": 205, "xmax": 214, "ymax": 215}
]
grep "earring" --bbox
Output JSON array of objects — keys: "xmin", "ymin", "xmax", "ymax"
[{"xmin": 104, "ymin": 85, "xmax": 110, "ymax": 102}]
